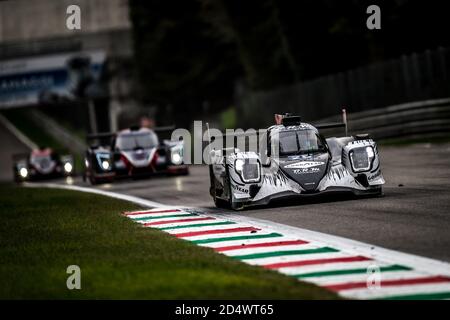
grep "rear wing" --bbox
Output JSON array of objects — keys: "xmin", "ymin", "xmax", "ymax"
[
  {"xmin": 313, "ymin": 109, "xmax": 348, "ymax": 136},
  {"xmin": 153, "ymin": 125, "xmax": 176, "ymax": 141},
  {"xmin": 86, "ymin": 132, "xmax": 115, "ymax": 148},
  {"xmin": 153, "ymin": 125, "xmax": 175, "ymax": 133},
  {"xmin": 86, "ymin": 132, "xmax": 115, "ymax": 141}
]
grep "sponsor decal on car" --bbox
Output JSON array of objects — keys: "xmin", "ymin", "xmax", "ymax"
[
  {"xmin": 232, "ymin": 184, "xmax": 249, "ymax": 193},
  {"xmin": 293, "ymin": 167, "xmax": 321, "ymax": 174},
  {"xmin": 368, "ymin": 170, "xmax": 382, "ymax": 181},
  {"xmin": 285, "ymin": 161, "xmax": 325, "ymax": 169}
]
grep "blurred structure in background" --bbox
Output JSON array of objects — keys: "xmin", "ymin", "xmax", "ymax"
[
  {"xmin": 0, "ymin": 0, "xmax": 139, "ymax": 133},
  {"xmin": 239, "ymin": 47, "xmax": 450, "ymax": 139},
  {"xmin": 129, "ymin": 0, "xmax": 450, "ymax": 140},
  {"xmin": 1, "ymin": 0, "xmax": 449, "ymax": 142}
]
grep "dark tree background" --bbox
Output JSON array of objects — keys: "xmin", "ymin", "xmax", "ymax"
[{"xmin": 129, "ymin": 0, "xmax": 450, "ymax": 127}]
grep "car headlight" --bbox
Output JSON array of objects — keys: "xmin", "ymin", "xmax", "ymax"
[
  {"xmin": 96, "ymin": 153, "xmax": 112, "ymax": 171},
  {"xmin": 171, "ymin": 152, "xmax": 182, "ymax": 165},
  {"xmin": 349, "ymin": 146, "xmax": 375, "ymax": 172},
  {"xmin": 101, "ymin": 160, "xmax": 110, "ymax": 170},
  {"xmin": 171, "ymin": 146, "xmax": 183, "ymax": 165},
  {"xmin": 64, "ymin": 162, "xmax": 73, "ymax": 173},
  {"xmin": 234, "ymin": 159, "xmax": 261, "ymax": 183},
  {"xmin": 19, "ymin": 167, "xmax": 28, "ymax": 178}
]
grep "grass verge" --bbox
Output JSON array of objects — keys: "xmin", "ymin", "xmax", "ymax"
[{"xmin": 0, "ymin": 185, "xmax": 339, "ymax": 299}]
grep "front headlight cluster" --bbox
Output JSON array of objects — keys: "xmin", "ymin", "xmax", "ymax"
[
  {"xmin": 96, "ymin": 153, "xmax": 112, "ymax": 171},
  {"xmin": 171, "ymin": 146, "xmax": 183, "ymax": 165},
  {"xmin": 19, "ymin": 167, "xmax": 28, "ymax": 178},
  {"xmin": 235, "ymin": 159, "xmax": 261, "ymax": 183},
  {"xmin": 349, "ymin": 146, "xmax": 375, "ymax": 172},
  {"xmin": 64, "ymin": 162, "xmax": 73, "ymax": 173}
]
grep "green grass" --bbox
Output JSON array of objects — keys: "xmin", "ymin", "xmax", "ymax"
[
  {"xmin": 0, "ymin": 185, "xmax": 339, "ymax": 300},
  {"xmin": 1, "ymin": 109, "xmax": 83, "ymax": 172}
]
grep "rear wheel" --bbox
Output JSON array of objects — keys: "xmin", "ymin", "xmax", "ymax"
[
  {"xmin": 214, "ymin": 196, "xmax": 230, "ymax": 209},
  {"xmin": 211, "ymin": 165, "xmax": 231, "ymax": 209}
]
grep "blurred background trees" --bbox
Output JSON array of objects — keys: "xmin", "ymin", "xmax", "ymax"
[{"xmin": 129, "ymin": 0, "xmax": 450, "ymax": 127}]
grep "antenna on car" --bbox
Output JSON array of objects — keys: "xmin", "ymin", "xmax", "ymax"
[
  {"xmin": 206, "ymin": 122, "xmax": 213, "ymax": 164},
  {"xmin": 342, "ymin": 108, "xmax": 348, "ymax": 136}
]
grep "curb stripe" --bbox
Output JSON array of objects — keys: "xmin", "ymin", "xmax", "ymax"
[
  {"xmin": 124, "ymin": 209, "xmax": 180, "ymax": 216},
  {"xmin": 175, "ymin": 227, "xmax": 260, "ymax": 238},
  {"xmin": 264, "ymin": 256, "xmax": 372, "ymax": 270},
  {"xmin": 29, "ymin": 183, "xmax": 450, "ymax": 300},
  {"xmin": 341, "ymin": 282, "xmax": 450, "ymax": 300},
  {"xmin": 144, "ymin": 217, "xmax": 215, "ymax": 226},
  {"xmin": 160, "ymin": 221, "xmax": 235, "ymax": 230},
  {"xmin": 214, "ymin": 240, "xmax": 309, "ymax": 252},
  {"xmin": 377, "ymin": 291, "xmax": 450, "ymax": 300},
  {"xmin": 295, "ymin": 264, "xmax": 412, "ymax": 278},
  {"xmin": 232, "ymin": 247, "xmax": 339, "ymax": 260},
  {"xmin": 132, "ymin": 213, "xmax": 197, "ymax": 221},
  {"xmin": 192, "ymin": 233, "xmax": 283, "ymax": 244},
  {"xmin": 325, "ymin": 276, "xmax": 450, "ymax": 292}
]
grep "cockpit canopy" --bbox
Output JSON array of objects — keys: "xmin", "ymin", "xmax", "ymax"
[
  {"xmin": 273, "ymin": 129, "xmax": 326, "ymax": 156},
  {"xmin": 115, "ymin": 131, "xmax": 159, "ymax": 151}
]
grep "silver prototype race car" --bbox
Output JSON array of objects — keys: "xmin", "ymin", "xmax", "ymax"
[{"xmin": 209, "ymin": 114, "xmax": 385, "ymax": 210}]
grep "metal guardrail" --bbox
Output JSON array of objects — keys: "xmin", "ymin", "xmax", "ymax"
[
  {"xmin": 316, "ymin": 98, "xmax": 450, "ymax": 140},
  {"xmin": 237, "ymin": 47, "xmax": 450, "ymax": 130}
]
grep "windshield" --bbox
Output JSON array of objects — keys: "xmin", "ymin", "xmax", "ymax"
[
  {"xmin": 278, "ymin": 129, "xmax": 325, "ymax": 155},
  {"xmin": 116, "ymin": 132, "xmax": 158, "ymax": 150},
  {"xmin": 31, "ymin": 155, "xmax": 52, "ymax": 163}
]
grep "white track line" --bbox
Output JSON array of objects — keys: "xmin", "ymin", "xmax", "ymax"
[
  {"xmin": 24, "ymin": 182, "xmax": 450, "ymax": 299},
  {"xmin": 340, "ymin": 283, "xmax": 450, "ymax": 300}
]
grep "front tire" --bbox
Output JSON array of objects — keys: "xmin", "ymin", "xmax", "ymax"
[{"xmin": 214, "ymin": 196, "xmax": 230, "ymax": 209}]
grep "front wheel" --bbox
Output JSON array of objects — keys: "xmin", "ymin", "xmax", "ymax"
[{"xmin": 214, "ymin": 196, "xmax": 230, "ymax": 209}]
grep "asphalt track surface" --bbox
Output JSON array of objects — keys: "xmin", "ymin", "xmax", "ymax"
[
  {"xmin": 64, "ymin": 144, "xmax": 450, "ymax": 263},
  {"xmin": 2, "ymin": 121, "xmax": 450, "ymax": 263}
]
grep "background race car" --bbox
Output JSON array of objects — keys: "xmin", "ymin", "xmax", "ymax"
[
  {"xmin": 84, "ymin": 126, "xmax": 188, "ymax": 184},
  {"xmin": 209, "ymin": 113, "xmax": 385, "ymax": 210},
  {"xmin": 13, "ymin": 148, "xmax": 74, "ymax": 182}
]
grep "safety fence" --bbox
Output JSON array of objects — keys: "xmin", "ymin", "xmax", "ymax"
[
  {"xmin": 237, "ymin": 47, "xmax": 450, "ymax": 131},
  {"xmin": 316, "ymin": 98, "xmax": 450, "ymax": 140}
]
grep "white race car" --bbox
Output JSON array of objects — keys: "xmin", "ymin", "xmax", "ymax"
[{"xmin": 209, "ymin": 114, "xmax": 385, "ymax": 210}]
